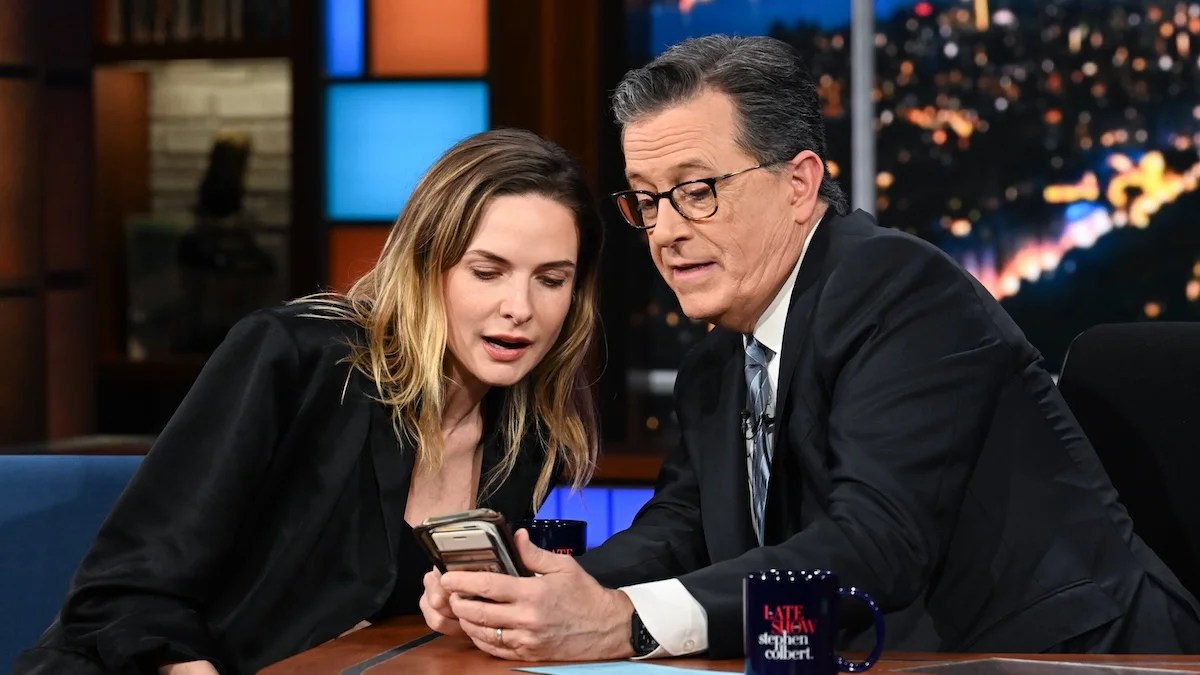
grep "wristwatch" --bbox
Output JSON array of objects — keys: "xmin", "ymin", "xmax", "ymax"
[{"xmin": 630, "ymin": 609, "xmax": 660, "ymax": 656}]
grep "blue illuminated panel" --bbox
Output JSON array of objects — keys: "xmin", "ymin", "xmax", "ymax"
[
  {"xmin": 324, "ymin": 0, "xmax": 364, "ymax": 78},
  {"xmin": 536, "ymin": 486, "xmax": 655, "ymax": 550},
  {"xmin": 609, "ymin": 486, "xmax": 655, "ymax": 536},
  {"xmin": 325, "ymin": 82, "xmax": 489, "ymax": 220}
]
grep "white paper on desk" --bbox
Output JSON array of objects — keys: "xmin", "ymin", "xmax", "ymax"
[{"xmin": 514, "ymin": 663, "xmax": 721, "ymax": 675}]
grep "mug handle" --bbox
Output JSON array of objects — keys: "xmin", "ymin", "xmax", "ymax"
[{"xmin": 835, "ymin": 586, "xmax": 885, "ymax": 672}]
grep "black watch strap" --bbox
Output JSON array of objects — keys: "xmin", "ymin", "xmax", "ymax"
[{"xmin": 630, "ymin": 609, "xmax": 660, "ymax": 656}]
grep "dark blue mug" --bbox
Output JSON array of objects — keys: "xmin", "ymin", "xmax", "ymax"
[
  {"xmin": 744, "ymin": 569, "xmax": 885, "ymax": 675},
  {"xmin": 510, "ymin": 518, "xmax": 587, "ymax": 556}
]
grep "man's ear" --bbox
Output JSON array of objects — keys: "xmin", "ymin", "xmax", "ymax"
[{"xmin": 786, "ymin": 149, "xmax": 825, "ymax": 224}]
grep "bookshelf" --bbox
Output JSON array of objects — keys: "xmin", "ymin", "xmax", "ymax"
[
  {"xmin": 95, "ymin": 0, "xmax": 291, "ymax": 49},
  {"xmin": 94, "ymin": 41, "xmax": 291, "ymax": 63},
  {"xmin": 89, "ymin": 0, "xmax": 312, "ymax": 434},
  {"xmin": 93, "ymin": 0, "xmax": 292, "ymax": 64}
]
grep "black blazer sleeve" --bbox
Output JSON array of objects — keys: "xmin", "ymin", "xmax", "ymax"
[
  {"xmin": 23, "ymin": 311, "xmax": 302, "ymax": 674},
  {"xmin": 679, "ymin": 235, "xmax": 1014, "ymax": 657},
  {"xmin": 578, "ymin": 426, "xmax": 710, "ymax": 587}
]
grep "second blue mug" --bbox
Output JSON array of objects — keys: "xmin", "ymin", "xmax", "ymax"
[{"xmin": 510, "ymin": 518, "xmax": 587, "ymax": 556}]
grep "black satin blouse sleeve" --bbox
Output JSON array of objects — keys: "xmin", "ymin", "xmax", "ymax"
[{"xmin": 23, "ymin": 310, "xmax": 302, "ymax": 673}]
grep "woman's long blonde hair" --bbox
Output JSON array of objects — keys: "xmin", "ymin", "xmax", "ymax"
[{"xmin": 307, "ymin": 129, "xmax": 602, "ymax": 510}]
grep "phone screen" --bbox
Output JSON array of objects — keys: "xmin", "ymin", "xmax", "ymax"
[
  {"xmin": 430, "ymin": 524, "xmax": 523, "ymax": 575},
  {"xmin": 414, "ymin": 509, "xmax": 529, "ymax": 576},
  {"xmin": 433, "ymin": 530, "xmax": 507, "ymax": 573}
]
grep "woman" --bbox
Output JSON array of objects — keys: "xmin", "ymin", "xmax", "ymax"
[{"xmin": 15, "ymin": 128, "xmax": 603, "ymax": 675}]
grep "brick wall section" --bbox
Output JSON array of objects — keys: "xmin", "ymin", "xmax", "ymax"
[
  {"xmin": 147, "ymin": 59, "xmax": 291, "ymax": 227},
  {"xmin": 143, "ymin": 59, "xmax": 291, "ymax": 299}
]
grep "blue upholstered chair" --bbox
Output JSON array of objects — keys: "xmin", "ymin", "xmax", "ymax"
[{"xmin": 0, "ymin": 454, "xmax": 143, "ymax": 671}]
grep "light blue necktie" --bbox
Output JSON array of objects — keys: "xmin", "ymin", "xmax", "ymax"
[{"xmin": 745, "ymin": 337, "xmax": 774, "ymax": 544}]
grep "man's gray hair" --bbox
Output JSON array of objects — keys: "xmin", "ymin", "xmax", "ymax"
[{"xmin": 612, "ymin": 34, "xmax": 848, "ymax": 215}]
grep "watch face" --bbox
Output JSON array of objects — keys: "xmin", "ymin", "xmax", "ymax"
[{"xmin": 631, "ymin": 613, "xmax": 658, "ymax": 655}]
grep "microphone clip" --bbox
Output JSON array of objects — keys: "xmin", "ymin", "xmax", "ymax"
[{"xmin": 741, "ymin": 409, "xmax": 775, "ymax": 440}]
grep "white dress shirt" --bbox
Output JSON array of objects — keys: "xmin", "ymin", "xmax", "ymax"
[{"xmin": 623, "ymin": 219, "xmax": 821, "ymax": 658}]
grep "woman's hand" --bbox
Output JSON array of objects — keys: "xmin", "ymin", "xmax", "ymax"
[{"xmin": 420, "ymin": 567, "xmax": 466, "ymax": 636}]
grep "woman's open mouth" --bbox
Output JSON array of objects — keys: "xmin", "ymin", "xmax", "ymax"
[{"xmin": 482, "ymin": 335, "xmax": 533, "ymax": 362}]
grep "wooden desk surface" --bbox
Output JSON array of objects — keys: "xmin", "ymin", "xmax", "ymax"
[{"xmin": 261, "ymin": 616, "xmax": 1200, "ymax": 675}]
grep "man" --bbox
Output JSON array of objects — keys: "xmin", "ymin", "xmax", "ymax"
[{"xmin": 421, "ymin": 35, "xmax": 1200, "ymax": 660}]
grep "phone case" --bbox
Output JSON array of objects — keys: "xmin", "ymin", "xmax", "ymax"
[{"xmin": 413, "ymin": 508, "xmax": 531, "ymax": 576}]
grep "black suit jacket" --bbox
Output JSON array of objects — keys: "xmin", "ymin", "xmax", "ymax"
[
  {"xmin": 14, "ymin": 303, "xmax": 548, "ymax": 674},
  {"xmin": 580, "ymin": 210, "xmax": 1200, "ymax": 657}
]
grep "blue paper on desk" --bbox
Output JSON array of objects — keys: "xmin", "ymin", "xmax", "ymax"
[{"xmin": 514, "ymin": 663, "xmax": 721, "ymax": 675}]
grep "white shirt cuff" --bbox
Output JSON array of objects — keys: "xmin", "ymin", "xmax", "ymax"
[{"xmin": 621, "ymin": 579, "xmax": 708, "ymax": 658}]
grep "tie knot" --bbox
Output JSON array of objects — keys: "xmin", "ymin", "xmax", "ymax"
[{"xmin": 745, "ymin": 337, "xmax": 773, "ymax": 369}]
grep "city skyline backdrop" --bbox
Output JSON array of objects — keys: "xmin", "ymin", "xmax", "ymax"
[{"xmin": 621, "ymin": 0, "xmax": 1200, "ymax": 438}]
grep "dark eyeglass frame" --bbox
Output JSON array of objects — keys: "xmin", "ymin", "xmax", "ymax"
[{"xmin": 610, "ymin": 163, "xmax": 777, "ymax": 230}]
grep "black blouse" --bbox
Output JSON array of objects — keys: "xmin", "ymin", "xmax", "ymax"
[
  {"xmin": 13, "ymin": 304, "xmax": 549, "ymax": 675},
  {"xmin": 371, "ymin": 522, "xmax": 435, "ymax": 621}
]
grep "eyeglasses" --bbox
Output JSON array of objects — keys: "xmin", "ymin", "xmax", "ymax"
[{"xmin": 610, "ymin": 163, "xmax": 774, "ymax": 230}]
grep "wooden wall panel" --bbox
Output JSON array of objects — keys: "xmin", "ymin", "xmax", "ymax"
[
  {"xmin": 44, "ymin": 84, "xmax": 93, "ymax": 273},
  {"xmin": 0, "ymin": 0, "xmax": 36, "ymax": 66},
  {"xmin": 490, "ymin": 2, "xmax": 545, "ymax": 151},
  {"xmin": 539, "ymin": 1, "xmax": 599, "ymax": 185},
  {"xmin": 0, "ymin": 297, "xmax": 44, "ymax": 443},
  {"xmin": 328, "ymin": 226, "xmax": 390, "ymax": 294},
  {"xmin": 43, "ymin": 84, "xmax": 92, "ymax": 270},
  {"xmin": 43, "ymin": 0, "xmax": 92, "ymax": 70},
  {"xmin": 489, "ymin": 0, "xmax": 599, "ymax": 187},
  {"xmin": 290, "ymin": 0, "xmax": 321, "ymax": 297},
  {"xmin": 0, "ymin": 79, "xmax": 40, "ymax": 284},
  {"xmin": 93, "ymin": 68, "xmax": 150, "ymax": 356},
  {"xmin": 45, "ymin": 288, "xmax": 93, "ymax": 439}
]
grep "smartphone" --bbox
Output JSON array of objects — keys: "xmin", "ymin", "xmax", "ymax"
[{"xmin": 413, "ymin": 508, "xmax": 530, "ymax": 577}]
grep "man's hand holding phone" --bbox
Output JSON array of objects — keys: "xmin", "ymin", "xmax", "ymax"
[
  {"xmin": 415, "ymin": 508, "xmax": 526, "ymax": 637},
  {"xmin": 416, "ymin": 509, "xmax": 633, "ymax": 661},
  {"xmin": 436, "ymin": 529, "xmax": 635, "ymax": 661}
]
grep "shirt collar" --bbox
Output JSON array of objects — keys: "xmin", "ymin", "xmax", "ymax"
[{"xmin": 747, "ymin": 217, "xmax": 822, "ymax": 356}]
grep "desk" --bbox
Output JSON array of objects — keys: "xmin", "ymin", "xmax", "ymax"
[{"xmin": 261, "ymin": 617, "xmax": 1200, "ymax": 675}]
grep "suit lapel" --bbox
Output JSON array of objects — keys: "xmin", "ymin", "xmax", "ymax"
[
  {"xmin": 763, "ymin": 212, "xmax": 835, "ymax": 542},
  {"xmin": 698, "ymin": 333, "xmax": 759, "ymax": 559},
  {"xmin": 773, "ymin": 211, "xmax": 834, "ymax": 422}
]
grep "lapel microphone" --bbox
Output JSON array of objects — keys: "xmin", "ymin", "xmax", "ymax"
[{"xmin": 740, "ymin": 410, "xmax": 776, "ymax": 440}]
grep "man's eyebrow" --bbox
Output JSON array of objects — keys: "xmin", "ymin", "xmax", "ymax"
[{"xmin": 625, "ymin": 159, "xmax": 716, "ymax": 183}]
